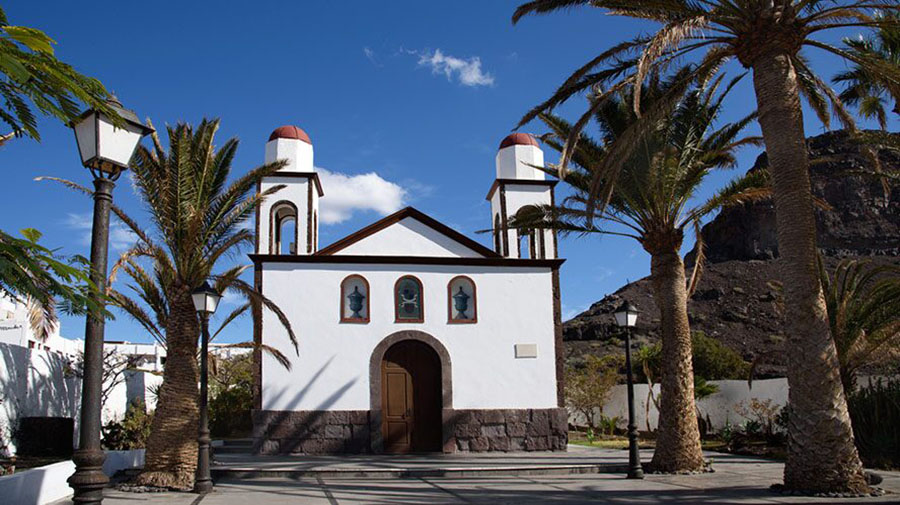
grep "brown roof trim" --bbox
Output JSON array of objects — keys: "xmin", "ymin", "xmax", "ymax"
[
  {"xmin": 267, "ymin": 172, "xmax": 324, "ymax": 197},
  {"xmin": 315, "ymin": 207, "xmax": 501, "ymax": 258},
  {"xmin": 250, "ymin": 253, "xmax": 564, "ymax": 268},
  {"xmin": 485, "ymin": 179, "xmax": 558, "ymax": 201}
]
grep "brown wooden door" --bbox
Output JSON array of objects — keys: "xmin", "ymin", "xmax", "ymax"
[{"xmin": 381, "ymin": 340, "xmax": 442, "ymax": 453}]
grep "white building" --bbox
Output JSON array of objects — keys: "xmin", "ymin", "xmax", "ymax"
[{"xmin": 251, "ymin": 127, "xmax": 566, "ymax": 454}]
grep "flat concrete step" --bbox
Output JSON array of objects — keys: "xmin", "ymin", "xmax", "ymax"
[
  {"xmin": 217, "ymin": 438, "xmax": 253, "ymax": 447},
  {"xmin": 211, "ymin": 462, "xmax": 630, "ymax": 480},
  {"xmin": 214, "ymin": 446, "xmax": 253, "ymax": 454}
]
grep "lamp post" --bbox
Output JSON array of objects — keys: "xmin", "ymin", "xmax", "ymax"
[
  {"xmin": 68, "ymin": 97, "xmax": 152, "ymax": 505},
  {"xmin": 614, "ymin": 300, "xmax": 644, "ymax": 480},
  {"xmin": 191, "ymin": 281, "xmax": 221, "ymax": 494}
]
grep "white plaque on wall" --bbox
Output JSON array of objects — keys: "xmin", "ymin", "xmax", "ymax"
[{"xmin": 514, "ymin": 343, "xmax": 538, "ymax": 359}]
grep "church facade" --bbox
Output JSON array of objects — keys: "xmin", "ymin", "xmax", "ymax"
[{"xmin": 250, "ymin": 126, "xmax": 567, "ymax": 454}]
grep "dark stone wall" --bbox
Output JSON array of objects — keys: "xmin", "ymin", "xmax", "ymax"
[
  {"xmin": 253, "ymin": 407, "xmax": 568, "ymax": 454},
  {"xmin": 252, "ymin": 409, "xmax": 371, "ymax": 454},
  {"xmin": 444, "ymin": 408, "xmax": 568, "ymax": 452}
]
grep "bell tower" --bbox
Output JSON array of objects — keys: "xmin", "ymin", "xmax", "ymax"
[
  {"xmin": 486, "ymin": 133, "xmax": 557, "ymax": 259},
  {"xmin": 256, "ymin": 125, "xmax": 324, "ymax": 255}
]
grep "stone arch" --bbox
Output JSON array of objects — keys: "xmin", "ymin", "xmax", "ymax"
[{"xmin": 369, "ymin": 330, "xmax": 452, "ymax": 453}]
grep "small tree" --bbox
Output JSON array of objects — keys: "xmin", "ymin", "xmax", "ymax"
[
  {"xmin": 565, "ymin": 354, "xmax": 624, "ymax": 429},
  {"xmin": 70, "ymin": 347, "xmax": 143, "ymax": 413}
]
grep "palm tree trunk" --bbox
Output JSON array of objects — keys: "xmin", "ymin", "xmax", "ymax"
[
  {"xmin": 647, "ymin": 249, "xmax": 705, "ymax": 472},
  {"xmin": 136, "ymin": 287, "xmax": 199, "ymax": 489},
  {"xmin": 752, "ymin": 51, "xmax": 868, "ymax": 494}
]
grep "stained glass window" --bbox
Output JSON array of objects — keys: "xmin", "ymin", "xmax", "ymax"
[{"xmin": 395, "ymin": 276, "xmax": 423, "ymax": 322}]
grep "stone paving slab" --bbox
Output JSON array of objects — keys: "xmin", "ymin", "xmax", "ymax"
[{"xmin": 51, "ymin": 447, "xmax": 900, "ymax": 504}]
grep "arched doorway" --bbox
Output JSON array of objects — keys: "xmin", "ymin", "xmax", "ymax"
[{"xmin": 380, "ymin": 340, "xmax": 442, "ymax": 453}]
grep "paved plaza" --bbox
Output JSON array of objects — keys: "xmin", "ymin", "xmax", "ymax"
[{"xmin": 53, "ymin": 446, "xmax": 900, "ymax": 504}]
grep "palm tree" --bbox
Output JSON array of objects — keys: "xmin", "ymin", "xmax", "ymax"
[
  {"xmin": 511, "ymin": 1, "xmax": 899, "ymax": 492},
  {"xmin": 512, "ymin": 72, "xmax": 767, "ymax": 472},
  {"xmin": 820, "ymin": 258, "xmax": 900, "ymax": 393},
  {"xmin": 46, "ymin": 119, "xmax": 297, "ymax": 489},
  {"xmin": 0, "ymin": 228, "xmax": 99, "ymax": 339},
  {"xmin": 0, "ymin": 6, "xmax": 116, "ymax": 141},
  {"xmin": 834, "ymin": 11, "xmax": 900, "ymax": 129}
]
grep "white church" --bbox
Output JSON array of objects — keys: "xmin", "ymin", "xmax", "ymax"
[{"xmin": 250, "ymin": 126, "xmax": 566, "ymax": 454}]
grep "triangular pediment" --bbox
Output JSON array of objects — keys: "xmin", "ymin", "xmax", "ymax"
[{"xmin": 316, "ymin": 207, "xmax": 499, "ymax": 258}]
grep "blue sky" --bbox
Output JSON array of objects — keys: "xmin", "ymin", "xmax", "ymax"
[{"xmin": 2, "ymin": 1, "xmax": 896, "ymax": 345}]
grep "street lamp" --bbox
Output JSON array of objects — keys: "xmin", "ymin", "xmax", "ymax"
[
  {"xmin": 614, "ymin": 300, "xmax": 644, "ymax": 480},
  {"xmin": 68, "ymin": 97, "xmax": 152, "ymax": 505},
  {"xmin": 191, "ymin": 281, "xmax": 221, "ymax": 494}
]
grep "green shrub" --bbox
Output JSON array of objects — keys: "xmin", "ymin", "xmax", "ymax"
[
  {"xmin": 209, "ymin": 353, "xmax": 254, "ymax": 438},
  {"xmin": 209, "ymin": 385, "xmax": 253, "ymax": 437},
  {"xmin": 691, "ymin": 332, "xmax": 750, "ymax": 380},
  {"xmin": 636, "ymin": 331, "xmax": 750, "ymax": 381},
  {"xmin": 848, "ymin": 379, "xmax": 900, "ymax": 470},
  {"xmin": 102, "ymin": 400, "xmax": 152, "ymax": 450}
]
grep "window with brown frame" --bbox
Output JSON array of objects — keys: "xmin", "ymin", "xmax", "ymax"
[
  {"xmin": 340, "ymin": 274, "xmax": 370, "ymax": 323},
  {"xmin": 447, "ymin": 276, "xmax": 477, "ymax": 323},
  {"xmin": 394, "ymin": 275, "xmax": 424, "ymax": 323}
]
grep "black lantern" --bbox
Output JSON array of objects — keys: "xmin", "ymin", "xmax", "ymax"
[
  {"xmin": 192, "ymin": 281, "xmax": 222, "ymax": 315},
  {"xmin": 615, "ymin": 299, "xmax": 643, "ymax": 479},
  {"xmin": 72, "ymin": 96, "xmax": 154, "ymax": 178},
  {"xmin": 347, "ymin": 285, "xmax": 366, "ymax": 318},
  {"xmin": 452, "ymin": 286, "xmax": 470, "ymax": 319},
  {"xmin": 68, "ymin": 96, "xmax": 152, "ymax": 505},
  {"xmin": 614, "ymin": 300, "xmax": 639, "ymax": 328},
  {"xmin": 191, "ymin": 281, "xmax": 220, "ymax": 494}
]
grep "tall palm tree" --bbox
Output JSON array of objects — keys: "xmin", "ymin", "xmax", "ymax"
[
  {"xmin": 46, "ymin": 119, "xmax": 297, "ymax": 489},
  {"xmin": 511, "ymin": 1, "xmax": 899, "ymax": 492},
  {"xmin": 513, "ymin": 72, "xmax": 767, "ymax": 472},
  {"xmin": 834, "ymin": 11, "xmax": 900, "ymax": 129},
  {"xmin": 820, "ymin": 258, "xmax": 900, "ymax": 393}
]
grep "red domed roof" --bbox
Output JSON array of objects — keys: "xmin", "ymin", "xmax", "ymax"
[
  {"xmin": 499, "ymin": 132, "xmax": 539, "ymax": 150},
  {"xmin": 269, "ymin": 125, "xmax": 311, "ymax": 144}
]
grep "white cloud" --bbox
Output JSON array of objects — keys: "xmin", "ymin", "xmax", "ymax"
[
  {"xmin": 562, "ymin": 303, "xmax": 588, "ymax": 322},
  {"xmin": 317, "ymin": 167, "xmax": 407, "ymax": 224},
  {"xmin": 64, "ymin": 213, "xmax": 137, "ymax": 251},
  {"xmin": 415, "ymin": 49, "xmax": 494, "ymax": 87},
  {"xmin": 363, "ymin": 47, "xmax": 382, "ymax": 67}
]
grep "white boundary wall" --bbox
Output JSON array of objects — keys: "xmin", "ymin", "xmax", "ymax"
[
  {"xmin": 570, "ymin": 378, "xmax": 790, "ymax": 432},
  {"xmin": 0, "ymin": 342, "xmax": 161, "ymax": 454},
  {"xmin": 0, "ymin": 449, "xmax": 144, "ymax": 505}
]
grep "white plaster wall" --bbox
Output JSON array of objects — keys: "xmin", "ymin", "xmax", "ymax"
[
  {"xmin": 0, "ymin": 343, "xmax": 161, "ymax": 453},
  {"xmin": 265, "ymin": 138, "xmax": 314, "ymax": 173},
  {"xmin": 257, "ymin": 177, "xmax": 311, "ymax": 255},
  {"xmin": 0, "ymin": 343, "xmax": 81, "ymax": 452},
  {"xmin": 571, "ymin": 378, "xmax": 790, "ymax": 432},
  {"xmin": 495, "ymin": 145, "xmax": 545, "ymax": 180},
  {"xmin": 336, "ymin": 218, "xmax": 484, "ymax": 258},
  {"xmin": 260, "ymin": 263, "xmax": 559, "ymax": 412}
]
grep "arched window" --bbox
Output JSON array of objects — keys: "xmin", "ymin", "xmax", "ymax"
[
  {"xmin": 340, "ymin": 275, "xmax": 369, "ymax": 323},
  {"xmin": 394, "ymin": 276, "xmax": 424, "ymax": 323},
  {"xmin": 270, "ymin": 201, "xmax": 298, "ymax": 255},
  {"xmin": 448, "ymin": 276, "xmax": 477, "ymax": 323}
]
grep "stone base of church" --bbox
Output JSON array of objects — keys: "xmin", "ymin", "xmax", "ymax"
[
  {"xmin": 252, "ymin": 407, "xmax": 567, "ymax": 455},
  {"xmin": 445, "ymin": 408, "xmax": 568, "ymax": 452},
  {"xmin": 252, "ymin": 409, "xmax": 372, "ymax": 454}
]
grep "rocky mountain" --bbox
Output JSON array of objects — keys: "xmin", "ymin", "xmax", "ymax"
[{"xmin": 563, "ymin": 130, "xmax": 900, "ymax": 377}]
